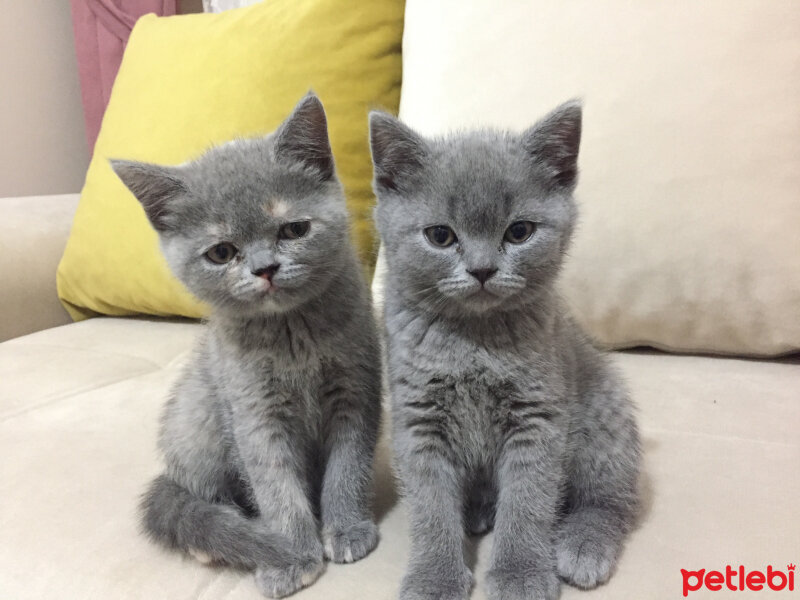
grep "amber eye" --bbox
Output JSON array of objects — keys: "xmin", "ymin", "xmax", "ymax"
[
  {"xmin": 205, "ymin": 242, "xmax": 238, "ymax": 264},
  {"xmin": 279, "ymin": 221, "xmax": 311, "ymax": 240},
  {"xmin": 424, "ymin": 225, "xmax": 457, "ymax": 248},
  {"xmin": 504, "ymin": 221, "xmax": 536, "ymax": 244}
]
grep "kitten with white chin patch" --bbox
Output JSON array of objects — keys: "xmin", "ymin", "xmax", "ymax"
[
  {"xmin": 112, "ymin": 93, "xmax": 382, "ymax": 599},
  {"xmin": 370, "ymin": 102, "xmax": 641, "ymax": 600}
]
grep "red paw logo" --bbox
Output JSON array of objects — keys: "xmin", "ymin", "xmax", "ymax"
[{"xmin": 681, "ymin": 564, "xmax": 796, "ymax": 596}]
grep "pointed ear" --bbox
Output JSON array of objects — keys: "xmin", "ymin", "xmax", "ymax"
[
  {"xmin": 273, "ymin": 92, "xmax": 334, "ymax": 181},
  {"xmin": 369, "ymin": 111, "xmax": 428, "ymax": 195},
  {"xmin": 521, "ymin": 100, "xmax": 582, "ymax": 190},
  {"xmin": 110, "ymin": 159, "xmax": 186, "ymax": 231}
]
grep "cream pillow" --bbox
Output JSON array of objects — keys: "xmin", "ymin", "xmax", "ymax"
[{"xmin": 392, "ymin": 0, "xmax": 800, "ymax": 356}]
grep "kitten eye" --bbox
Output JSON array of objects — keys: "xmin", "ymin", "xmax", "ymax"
[
  {"xmin": 424, "ymin": 225, "xmax": 457, "ymax": 248},
  {"xmin": 279, "ymin": 220, "xmax": 311, "ymax": 240},
  {"xmin": 504, "ymin": 221, "xmax": 536, "ymax": 244},
  {"xmin": 205, "ymin": 242, "xmax": 238, "ymax": 264}
]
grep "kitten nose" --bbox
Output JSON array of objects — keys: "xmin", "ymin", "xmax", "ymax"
[
  {"xmin": 252, "ymin": 263, "xmax": 280, "ymax": 281},
  {"xmin": 467, "ymin": 268, "xmax": 497, "ymax": 285}
]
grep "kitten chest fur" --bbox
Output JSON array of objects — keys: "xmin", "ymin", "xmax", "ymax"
[
  {"xmin": 386, "ymin": 298, "xmax": 573, "ymax": 473},
  {"xmin": 206, "ymin": 311, "xmax": 344, "ymax": 443}
]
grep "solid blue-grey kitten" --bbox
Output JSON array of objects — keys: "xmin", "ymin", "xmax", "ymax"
[
  {"xmin": 112, "ymin": 94, "xmax": 382, "ymax": 599},
  {"xmin": 370, "ymin": 102, "xmax": 641, "ymax": 600}
]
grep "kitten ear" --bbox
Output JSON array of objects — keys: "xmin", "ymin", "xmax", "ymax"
[
  {"xmin": 521, "ymin": 99, "xmax": 582, "ymax": 190},
  {"xmin": 369, "ymin": 111, "xmax": 428, "ymax": 195},
  {"xmin": 273, "ymin": 92, "xmax": 335, "ymax": 181},
  {"xmin": 110, "ymin": 159, "xmax": 186, "ymax": 232}
]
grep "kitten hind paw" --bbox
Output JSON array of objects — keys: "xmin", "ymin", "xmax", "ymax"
[
  {"xmin": 465, "ymin": 510, "xmax": 494, "ymax": 536},
  {"xmin": 255, "ymin": 556, "xmax": 324, "ymax": 598},
  {"xmin": 322, "ymin": 520, "xmax": 378, "ymax": 563}
]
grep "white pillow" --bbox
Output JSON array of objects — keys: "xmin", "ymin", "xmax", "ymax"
[{"xmin": 391, "ymin": 0, "xmax": 800, "ymax": 356}]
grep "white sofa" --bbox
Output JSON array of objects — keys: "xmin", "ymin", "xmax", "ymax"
[{"xmin": 1, "ymin": 193, "xmax": 798, "ymax": 599}]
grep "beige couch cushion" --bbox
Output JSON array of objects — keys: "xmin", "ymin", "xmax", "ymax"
[
  {"xmin": 1, "ymin": 318, "xmax": 798, "ymax": 598},
  {"xmin": 0, "ymin": 194, "xmax": 78, "ymax": 342},
  {"xmin": 398, "ymin": 0, "xmax": 800, "ymax": 357}
]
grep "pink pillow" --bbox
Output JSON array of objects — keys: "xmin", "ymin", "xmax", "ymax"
[{"xmin": 70, "ymin": 0, "xmax": 177, "ymax": 152}]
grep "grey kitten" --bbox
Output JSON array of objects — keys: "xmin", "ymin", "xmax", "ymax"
[
  {"xmin": 370, "ymin": 102, "xmax": 641, "ymax": 600},
  {"xmin": 112, "ymin": 93, "xmax": 382, "ymax": 599}
]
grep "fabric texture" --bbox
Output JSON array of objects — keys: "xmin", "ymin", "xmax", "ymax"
[
  {"xmin": 69, "ymin": 0, "xmax": 178, "ymax": 152},
  {"xmin": 0, "ymin": 317, "xmax": 798, "ymax": 599},
  {"xmin": 398, "ymin": 0, "xmax": 800, "ymax": 357},
  {"xmin": 58, "ymin": 0, "xmax": 404, "ymax": 320}
]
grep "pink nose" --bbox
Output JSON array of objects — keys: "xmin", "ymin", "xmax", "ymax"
[{"xmin": 252, "ymin": 264, "xmax": 280, "ymax": 281}]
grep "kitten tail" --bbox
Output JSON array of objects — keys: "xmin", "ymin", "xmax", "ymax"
[{"xmin": 140, "ymin": 475, "xmax": 298, "ymax": 571}]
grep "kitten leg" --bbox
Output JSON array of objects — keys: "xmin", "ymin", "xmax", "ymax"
[
  {"xmin": 230, "ymin": 395, "xmax": 324, "ymax": 598},
  {"xmin": 319, "ymin": 366, "xmax": 381, "ymax": 564},
  {"xmin": 557, "ymin": 357, "xmax": 640, "ymax": 589},
  {"xmin": 486, "ymin": 420, "xmax": 564, "ymax": 600},
  {"xmin": 394, "ymin": 412, "xmax": 472, "ymax": 599}
]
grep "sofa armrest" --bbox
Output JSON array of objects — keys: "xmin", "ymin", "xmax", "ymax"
[{"xmin": 0, "ymin": 194, "xmax": 79, "ymax": 342}]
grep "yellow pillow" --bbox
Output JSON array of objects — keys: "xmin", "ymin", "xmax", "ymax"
[{"xmin": 57, "ymin": 0, "xmax": 404, "ymax": 320}]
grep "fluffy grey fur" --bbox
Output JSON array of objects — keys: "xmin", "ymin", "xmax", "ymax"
[
  {"xmin": 112, "ymin": 93, "xmax": 382, "ymax": 598},
  {"xmin": 370, "ymin": 102, "xmax": 641, "ymax": 600}
]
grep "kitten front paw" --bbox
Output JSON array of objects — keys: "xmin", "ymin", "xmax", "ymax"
[
  {"xmin": 322, "ymin": 520, "xmax": 378, "ymax": 563},
  {"xmin": 485, "ymin": 566, "xmax": 560, "ymax": 600},
  {"xmin": 399, "ymin": 564, "xmax": 472, "ymax": 600},
  {"xmin": 255, "ymin": 556, "xmax": 324, "ymax": 599},
  {"xmin": 555, "ymin": 509, "xmax": 622, "ymax": 589}
]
